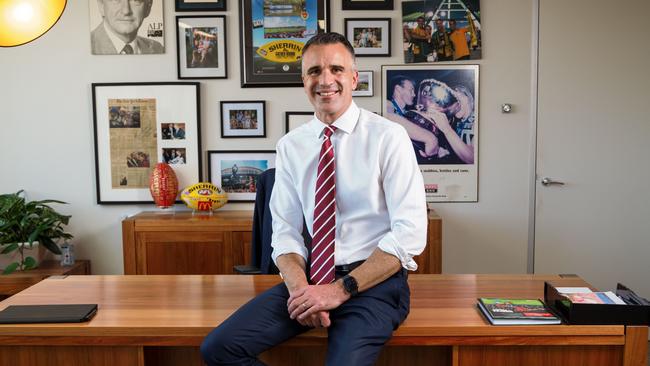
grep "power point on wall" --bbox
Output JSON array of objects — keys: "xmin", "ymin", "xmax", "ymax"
[{"xmin": 501, "ymin": 103, "xmax": 513, "ymax": 113}]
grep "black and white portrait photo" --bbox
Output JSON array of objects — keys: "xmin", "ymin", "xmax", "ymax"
[{"xmin": 89, "ymin": 0, "xmax": 165, "ymax": 55}]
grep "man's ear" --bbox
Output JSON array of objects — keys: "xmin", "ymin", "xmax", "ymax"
[
  {"xmin": 144, "ymin": 0, "xmax": 153, "ymax": 18},
  {"xmin": 351, "ymin": 70, "xmax": 359, "ymax": 91}
]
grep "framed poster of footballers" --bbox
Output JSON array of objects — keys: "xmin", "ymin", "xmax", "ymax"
[
  {"xmin": 239, "ymin": 0, "xmax": 330, "ymax": 87},
  {"xmin": 382, "ymin": 64, "xmax": 479, "ymax": 202}
]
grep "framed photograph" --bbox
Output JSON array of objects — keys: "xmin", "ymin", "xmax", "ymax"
[
  {"xmin": 239, "ymin": 0, "xmax": 330, "ymax": 87},
  {"xmin": 176, "ymin": 0, "xmax": 226, "ymax": 11},
  {"xmin": 221, "ymin": 101, "xmax": 266, "ymax": 138},
  {"xmin": 402, "ymin": 0, "xmax": 482, "ymax": 63},
  {"xmin": 382, "ymin": 64, "xmax": 479, "ymax": 202},
  {"xmin": 92, "ymin": 82, "xmax": 201, "ymax": 204},
  {"xmin": 176, "ymin": 16, "xmax": 227, "ymax": 79},
  {"xmin": 285, "ymin": 111, "xmax": 313, "ymax": 133},
  {"xmin": 342, "ymin": 0, "xmax": 393, "ymax": 10},
  {"xmin": 89, "ymin": 0, "xmax": 164, "ymax": 55},
  {"xmin": 353, "ymin": 70, "xmax": 373, "ymax": 97},
  {"xmin": 345, "ymin": 18, "xmax": 391, "ymax": 57},
  {"xmin": 208, "ymin": 150, "xmax": 276, "ymax": 202}
]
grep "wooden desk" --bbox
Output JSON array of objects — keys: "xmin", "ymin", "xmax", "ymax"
[
  {"xmin": 122, "ymin": 210, "xmax": 442, "ymax": 275},
  {"xmin": 0, "ymin": 260, "xmax": 90, "ymax": 300},
  {"xmin": 0, "ymin": 274, "xmax": 645, "ymax": 366}
]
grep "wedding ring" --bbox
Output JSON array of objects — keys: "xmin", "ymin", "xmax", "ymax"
[{"xmin": 301, "ymin": 302, "xmax": 307, "ymax": 308}]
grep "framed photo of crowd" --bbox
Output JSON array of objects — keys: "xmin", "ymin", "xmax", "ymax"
[
  {"xmin": 208, "ymin": 150, "xmax": 276, "ymax": 202},
  {"xmin": 220, "ymin": 101, "xmax": 266, "ymax": 138},
  {"xmin": 239, "ymin": 0, "xmax": 330, "ymax": 87},
  {"xmin": 92, "ymin": 82, "xmax": 202, "ymax": 204},
  {"xmin": 175, "ymin": 0, "xmax": 226, "ymax": 11},
  {"xmin": 381, "ymin": 64, "xmax": 479, "ymax": 202},
  {"xmin": 176, "ymin": 15, "xmax": 228, "ymax": 79},
  {"xmin": 345, "ymin": 18, "xmax": 390, "ymax": 57}
]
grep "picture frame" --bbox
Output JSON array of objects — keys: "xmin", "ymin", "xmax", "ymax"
[
  {"xmin": 239, "ymin": 0, "xmax": 330, "ymax": 87},
  {"xmin": 208, "ymin": 150, "xmax": 277, "ymax": 202},
  {"xmin": 342, "ymin": 0, "xmax": 393, "ymax": 10},
  {"xmin": 92, "ymin": 82, "xmax": 201, "ymax": 204},
  {"xmin": 285, "ymin": 111, "xmax": 313, "ymax": 133},
  {"xmin": 381, "ymin": 64, "xmax": 479, "ymax": 202},
  {"xmin": 221, "ymin": 101, "xmax": 266, "ymax": 138},
  {"xmin": 345, "ymin": 18, "xmax": 391, "ymax": 57},
  {"xmin": 353, "ymin": 70, "xmax": 373, "ymax": 97},
  {"xmin": 175, "ymin": 0, "xmax": 226, "ymax": 11},
  {"xmin": 176, "ymin": 16, "xmax": 227, "ymax": 79}
]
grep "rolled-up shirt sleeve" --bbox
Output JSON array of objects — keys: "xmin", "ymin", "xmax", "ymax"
[
  {"xmin": 270, "ymin": 138, "xmax": 309, "ymax": 265},
  {"xmin": 377, "ymin": 126, "xmax": 428, "ymax": 271}
]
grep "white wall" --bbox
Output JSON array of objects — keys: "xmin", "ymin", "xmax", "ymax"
[{"xmin": 0, "ymin": 0, "xmax": 534, "ymax": 275}]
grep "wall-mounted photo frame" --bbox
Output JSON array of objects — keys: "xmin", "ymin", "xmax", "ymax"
[
  {"xmin": 92, "ymin": 82, "xmax": 201, "ymax": 204},
  {"xmin": 285, "ymin": 111, "xmax": 313, "ymax": 133},
  {"xmin": 353, "ymin": 70, "xmax": 373, "ymax": 97},
  {"xmin": 345, "ymin": 18, "xmax": 391, "ymax": 57},
  {"xmin": 239, "ymin": 0, "xmax": 330, "ymax": 87},
  {"xmin": 402, "ymin": 0, "xmax": 482, "ymax": 63},
  {"xmin": 221, "ymin": 101, "xmax": 266, "ymax": 138},
  {"xmin": 176, "ymin": 15, "xmax": 227, "ymax": 79},
  {"xmin": 208, "ymin": 150, "xmax": 276, "ymax": 202},
  {"xmin": 382, "ymin": 64, "xmax": 479, "ymax": 203},
  {"xmin": 176, "ymin": 0, "xmax": 226, "ymax": 11},
  {"xmin": 89, "ymin": 0, "xmax": 164, "ymax": 55},
  {"xmin": 342, "ymin": 0, "xmax": 393, "ymax": 10}
]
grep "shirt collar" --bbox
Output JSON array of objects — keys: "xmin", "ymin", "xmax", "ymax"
[
  {"xmin": 307, "ymin": 101, "xmax": 360, "ymax": 138},
  {"xmin": 103, "ymin": 21, "xmax": 139, "ymax": 54}
]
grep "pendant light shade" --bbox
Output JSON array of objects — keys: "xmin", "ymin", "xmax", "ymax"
[{"xmin": 0, "ymin": 0, "xmax": 66, "ymax": 47}]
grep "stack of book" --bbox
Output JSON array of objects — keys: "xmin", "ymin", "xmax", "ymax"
[{"xmin": 477, "ymin": 298, "xmax": 562, "ymax": 325}]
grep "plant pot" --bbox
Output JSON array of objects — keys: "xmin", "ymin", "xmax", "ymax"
[{"xmin": 0, "ymin": 242, "xmax": 46, "ymax": 272}]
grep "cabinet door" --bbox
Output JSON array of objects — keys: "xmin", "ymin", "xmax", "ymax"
[
  {"xmin": 136, "ymin": 231, "xmax": 239, "ymax": 274},
  {"xmin": 231, "ymin": 232, "xmax": 253, "ymax": 268}
]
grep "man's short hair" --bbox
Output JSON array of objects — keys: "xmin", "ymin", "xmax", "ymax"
[
  {"xmin": 302, "ymin": 32, "xmax": 356, "ymax": 62},
  {"xmin": 388, "ymin": 75, "xmax": 414, "ymax": 100}
]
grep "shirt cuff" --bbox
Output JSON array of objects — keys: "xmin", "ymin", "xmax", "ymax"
[
  {"xmin": 377, "ymin": 232, "xmax": 418, "ymax": 271},
  {"xmin": 271, "ymin": 240, "xmax": 309, "ymax": 266}
]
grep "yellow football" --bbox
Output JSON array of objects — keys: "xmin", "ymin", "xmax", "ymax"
[{"xmin": 181, "ymin": 182, "xmax": 228, "ymax": 211}]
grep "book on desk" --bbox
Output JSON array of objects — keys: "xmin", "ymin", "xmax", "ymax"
[{"xmin": 477, "ymin": 298, "xmax": 562, "ymax": 325}]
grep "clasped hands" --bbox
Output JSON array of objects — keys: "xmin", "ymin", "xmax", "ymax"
[{"xmin": 287, "ymin": 283, "xmax": 350, "ymax": 328}]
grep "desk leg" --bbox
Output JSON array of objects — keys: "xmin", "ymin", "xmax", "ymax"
[{"xmin": 624, "ymin": 326, "xmax": 648, "ymax": 366}]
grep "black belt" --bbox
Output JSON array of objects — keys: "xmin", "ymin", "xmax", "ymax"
[{"xmin": 334, "ymin": 260, "xmax": 365, "ymax": 274}]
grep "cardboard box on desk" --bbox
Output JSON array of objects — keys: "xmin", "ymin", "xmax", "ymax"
[{"xmin": 544, "ymin": 282, "xmax": 650, "ymax": 326}]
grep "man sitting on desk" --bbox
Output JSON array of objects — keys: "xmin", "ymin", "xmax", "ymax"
[{"xmin": 200, "ymin": 32, "xmax": 427, "ymax": 366}]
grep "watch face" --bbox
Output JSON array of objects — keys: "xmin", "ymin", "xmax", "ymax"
[{"xmin": 344, "ymin": 275, "xmax": 358, "ymax": 295}]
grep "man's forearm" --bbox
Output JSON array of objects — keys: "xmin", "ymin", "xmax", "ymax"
[
  {"xmin": 342, "ymin": 248, "xmax": 402, "ymax": 293},
  {"xmin": 276, "ymin": 253, "xmax": 309, "ymax": 293}
]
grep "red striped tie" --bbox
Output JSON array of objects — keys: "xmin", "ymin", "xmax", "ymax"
[{"xmin": 310, "ymin": 125, "xmax": 337, "ymax": 285}]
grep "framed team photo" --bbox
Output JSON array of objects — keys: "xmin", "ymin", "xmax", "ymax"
[
  {"xmin": 208, "ymin": 150, "xmax": 276, "ymax": 202},
  {"xmin": 345, "ymin": 18, "xmax": 390, "ymax": 57},
  {"xmin": 239, "ymin": 0, "xmax": 330, "ymax": 87},
  {"xmin": 221, "ymin": 101, "xmax": 266, "ymax": 138},
  {"xmin": 176, "ymin": 16, "xmax": 227, "ymax": 79},
  {"xmin": 382, "ymin": 64, "xmax": 479, "ymax": 202}
]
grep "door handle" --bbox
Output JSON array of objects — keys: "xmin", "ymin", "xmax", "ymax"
[{"xmin": 541, "ymin": 177, "xmax": 565, "ymax": 186}]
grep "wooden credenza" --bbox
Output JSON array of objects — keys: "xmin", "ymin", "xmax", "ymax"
[{"xmin": 122, "ymin": 210, "xmax": 442, "ymax": 275}]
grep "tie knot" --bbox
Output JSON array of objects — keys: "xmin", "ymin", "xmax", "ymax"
[
  {"xmin": 323, "ymin": 126, "xmax": 336, "ymax": 138},
  {"xmin": 122, "ymin": 44, "xmax": 134, "ymax": 54}
]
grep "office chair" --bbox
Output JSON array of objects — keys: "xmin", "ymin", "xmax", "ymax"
[{"xmin": 234, "ymin": 168, "xmax": 312, "ymax": 274}]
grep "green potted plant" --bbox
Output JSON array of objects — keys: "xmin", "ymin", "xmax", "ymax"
[{"xmin": 0, "ymin": 190, "xmax": 73, "ymax": 274}]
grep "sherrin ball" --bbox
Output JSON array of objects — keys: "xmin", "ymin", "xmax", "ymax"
[{"xmin": 181, "ymin": 182, "xmax": 228, "ymax": 211}]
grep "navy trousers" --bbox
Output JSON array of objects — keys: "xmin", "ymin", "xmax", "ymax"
[{"xmin": 200, "ymin": 269, "xmax": 410, "ymax": 366}]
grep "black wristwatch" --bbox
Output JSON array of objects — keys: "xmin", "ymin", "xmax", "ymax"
[{"xmin": 341, "ymin": 275, "xmax": 359, "ymax": 297}]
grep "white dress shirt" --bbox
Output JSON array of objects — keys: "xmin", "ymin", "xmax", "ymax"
[{"xmin": 270, "ymin": 102, "xmax": 427, "ymax": 270}]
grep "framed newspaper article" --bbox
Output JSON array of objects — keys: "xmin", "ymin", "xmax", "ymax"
[
  {"xmin": 382, "ymin": 64, "xmax": 479, "ymax": 202},
  {"xmin": 92, "ymin": 82, "xmax": 202, "ymax": 204},
  {"xmin": 239, "ymin": 0, "xmax": 329, "ymax": 87},
  {"xmin": 207, "ymin": 150, "xmax": 276, "ymax": 202}
]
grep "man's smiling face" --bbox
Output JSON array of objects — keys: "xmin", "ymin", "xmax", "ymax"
[{"xmin": 301, "ymin": 43, "xmax": 358, "ymax": 124}]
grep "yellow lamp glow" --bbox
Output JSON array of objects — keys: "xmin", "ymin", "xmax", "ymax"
[{"xmin": 0, "ymin": 0, "xmax": 66, "ymax": 47}]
